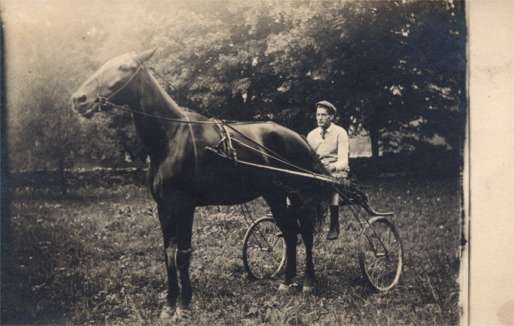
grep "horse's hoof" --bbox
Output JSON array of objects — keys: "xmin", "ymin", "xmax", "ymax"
[
  {"xmin": 302, "ymin": 284, "xmax": 314, "ymax": 294},
  {"xmin": 278, "ymin": 283, "xmax": 290, "ymax": 292},
  {"xmin": 278, "ymin": 282, "xmax": 298, "ymax": 293},
  {"xmin": 302, "ymin": 277, "xmax": 315, "ymax": 294},
  {"xmin": 159, "ymin": 305, "xmax": 175, "ymax": 325},
  {"xmin": 173, "ymin": 306, "xmax": 192, "ymax": 322}
]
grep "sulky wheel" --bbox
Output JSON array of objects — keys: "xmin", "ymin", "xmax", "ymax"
[
  {"xmin": 359, "ymin": 216, "xmax": 403, "ymax": 292},
  {"xmin": 243, "ymin": 217, "xmax": 286, "ymax": 280}
]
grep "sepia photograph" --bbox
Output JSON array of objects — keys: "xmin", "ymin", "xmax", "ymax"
[{"xmin": 1, "ymin": 0, "xmax": 491, "ymax": 324}]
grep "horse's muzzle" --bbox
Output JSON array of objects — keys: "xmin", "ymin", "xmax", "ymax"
[{"xmin": 71, "ymin": 100, "xmax": 98, "ymax": 119}]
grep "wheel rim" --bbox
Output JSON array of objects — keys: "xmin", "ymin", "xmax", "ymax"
[
  {"xmin": 359, "ymin": 217, "xmax": 403, "ymax": 291},
  {"xmin": 243, "ymin": 218, "xmax": 286, "ymax": 279}
]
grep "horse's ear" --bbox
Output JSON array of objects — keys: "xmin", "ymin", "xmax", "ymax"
[{"xmin": 135, "ymin": 48, "xmax": 157, "ymax": 63}]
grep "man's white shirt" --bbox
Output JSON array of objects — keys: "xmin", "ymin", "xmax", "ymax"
[{"xmin": 306, "ymin": 123, "xmax": 349, "ymax": 174}]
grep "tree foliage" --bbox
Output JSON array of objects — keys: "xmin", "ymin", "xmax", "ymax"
[
  {"xmin": 148, "ymin": 0, "xmax": 465, "ymax": 157},
  {"xmin": 6, "ymin": 1, "xmax": 147, "ymax": 172},
  {"xmin": 6, "ymin": 0, "xmax": 466, "ymax": 173}
]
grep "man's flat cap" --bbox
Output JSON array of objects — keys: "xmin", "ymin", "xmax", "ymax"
[{"xmin": 316, "ymin": 100, "xmax": 337, "ymax": 114}]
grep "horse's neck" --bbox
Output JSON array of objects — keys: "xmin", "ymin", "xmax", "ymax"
[
  {"xmin": 137, "ymin": 68, "xmax": 185, "ymax": 119},
  {"xmin": 130, "ymin": 69, "xmax": 187, "ymax": 161}
]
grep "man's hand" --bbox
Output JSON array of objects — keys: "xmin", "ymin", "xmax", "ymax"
[
  {"xmin": 327, "ymin": 163, "xmax": 337, "ymax": 173},
  {"xmin": 328, "ymin": 163, "xmax": 349, "ymax": 175}
]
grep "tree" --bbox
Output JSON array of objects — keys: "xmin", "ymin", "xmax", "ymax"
[
  {"xmin": 6, "ymin": 0, "xmax": 466, "ymax": 181},
  {"xmin": 5, "ymin": 1, "xmax": 145, "ymax": 191},
  {"xmin": 147, "ymin": 0, "xmax": 465, "ymax": 160}
]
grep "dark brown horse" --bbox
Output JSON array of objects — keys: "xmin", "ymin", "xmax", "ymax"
[{"xmin": 71, "ymin": 49, "xmax": 332, "ymax": 322}]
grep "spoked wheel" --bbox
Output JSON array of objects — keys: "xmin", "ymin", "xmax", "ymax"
[
  {"xmin": 243, "ymin": 217, "xmax": 286, "ymax": 280},
  {"xmin": 359, "ymin": 216, "xmax": 403, "ymax": 292}
]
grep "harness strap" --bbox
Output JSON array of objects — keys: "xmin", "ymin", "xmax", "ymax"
[
  {"xmin": 184, "ymin": 114, "xmax": 199, "ymax": 172},
  {"xmin": 214, "ymin": 120, "xmax": 237, "ymax": 162},
  {"xmin": 93, "ymin": 63, "xmax": 336, "ymax": 182}
]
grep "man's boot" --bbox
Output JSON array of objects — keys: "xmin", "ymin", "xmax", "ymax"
[{"xmin": 326, "ymin": 205, "xmax": 340, "ymax": 240}]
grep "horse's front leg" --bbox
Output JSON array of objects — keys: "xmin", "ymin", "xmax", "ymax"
[
  {"xmin": 157, "ymin": 203, "xmax": 179, "ymax": 322},
  {"xmin": 157, "ymin": 198, "xmax": 195, "ymax": 323},
  {"xmin": 175, "ymin": 207, "xmax": 194, "ymax": 316}
]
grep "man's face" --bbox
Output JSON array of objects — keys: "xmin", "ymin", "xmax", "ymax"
[{"xmin": 316, "ymin": 106, "xmax": 333, "ymax": 129}]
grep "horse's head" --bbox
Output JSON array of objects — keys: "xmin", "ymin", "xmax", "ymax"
[{"xmin": 71, "ymin": 48, "xmax": 156, "ymax": 118}]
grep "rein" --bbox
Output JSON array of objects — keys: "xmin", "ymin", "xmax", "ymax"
[
  {"xmin": 99, "ymin": 97, "xmax": 325, "ymax": 177},
  {"xmin": 93, "ymin": 61, "xmax": 343, "ymax": 189}
]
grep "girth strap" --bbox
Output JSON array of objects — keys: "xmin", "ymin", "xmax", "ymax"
[{"xmin": 214, "ymin": 120, "xmax": 238, "ymax": 162}]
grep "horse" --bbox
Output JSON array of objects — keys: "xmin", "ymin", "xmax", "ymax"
[{"xmin": 71, "ymin": 49, "xmax": 333, "ymax": 322}]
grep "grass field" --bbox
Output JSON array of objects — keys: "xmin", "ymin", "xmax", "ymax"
[{"xmin": 3, "ymin": 175, "xmax": 462, "ymax": 325}]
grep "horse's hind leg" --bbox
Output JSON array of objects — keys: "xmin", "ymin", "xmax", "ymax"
[
  {"xmin": 298, "ymin": 216, "xmax": 315, "ymax": 293},
  {"xmin": 263, "ymin": 193, "xmax": 298, "ymax": 290}
]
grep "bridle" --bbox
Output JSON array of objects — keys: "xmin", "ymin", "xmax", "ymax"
[{"xmin": 94, "ymin": 56, "xmax": 144, "ymax": 114}]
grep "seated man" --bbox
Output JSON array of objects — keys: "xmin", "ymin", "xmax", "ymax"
[{"xmin": 306, "ymin": 100, "xmax": 349, "ymax": 240}]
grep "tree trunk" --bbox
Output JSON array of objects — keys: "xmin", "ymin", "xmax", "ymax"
[
  {"xmin": 369, "ymin": 121, "xmax": 380, "ymax": 159},
  {"xmin": 368, "ymin": 118, "xmax": 381, "ymax": 177}
]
